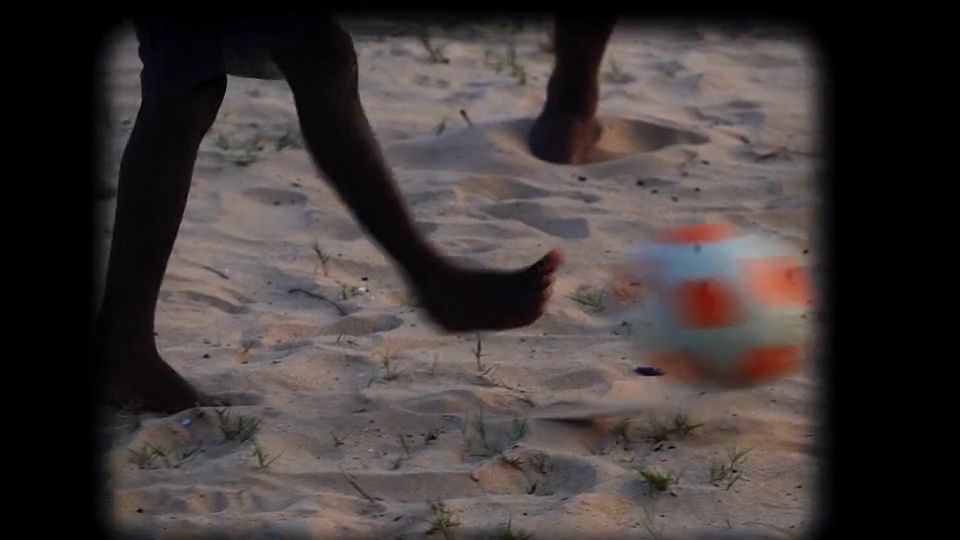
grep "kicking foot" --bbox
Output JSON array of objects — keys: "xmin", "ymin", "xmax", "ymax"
[{"xmin": 413, "ymin": 250, "xmax": 563, "ymax": 332}]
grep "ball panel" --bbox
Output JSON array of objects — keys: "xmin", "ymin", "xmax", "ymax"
[
  {"xmin": 742, "ymin": 257, "xmax": 810, "ymax": 306},
  {"xmin": 645, "ymin": 291, "xmax": 754, "ymax": 371},
  {"xmin": 737, "ymin": 345, "xmax": 801, "ymax": 382},
  {"xmin": 661, "ymin": 222, "xmax": 738, "ymax": 244},
  {"xmin": 675, "ymin": 279, "xmax": 744, "ymax": 328}
]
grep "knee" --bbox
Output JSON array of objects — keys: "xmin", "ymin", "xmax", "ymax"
[
  {"xmin": 270, "ymin": 21, "xmax": 359, "ymax": 99},
  {"xmin": 140, "ymin": 75, "xmax": 227, "ymax": 143},
  {"xmin": 188, "ymin": 76, "xmax": 228, "ymax": 131}
]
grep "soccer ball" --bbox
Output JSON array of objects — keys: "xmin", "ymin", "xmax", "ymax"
[{"xmin": 624, "ymin": 222, "xmax": 812, "ymax": 388}]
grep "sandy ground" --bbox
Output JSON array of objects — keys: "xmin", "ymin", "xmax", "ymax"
[{"xmin": 96, "ymin": 17, "xmax": 823, "ymax": 539}]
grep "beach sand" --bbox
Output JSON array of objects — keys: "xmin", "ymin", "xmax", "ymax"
[{"xmin": 96, "ymin": 17, "xmax": 822, "ymax": 539}]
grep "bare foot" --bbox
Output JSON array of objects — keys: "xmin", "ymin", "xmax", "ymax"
[
  {"xmin": 100, "ymin": 342, "xmax": 221, "ymax": 414},
  {"xmin": 413, "ymin": 250, "xmax": 563, "ymax": 332},
  {"xmin": 529, "ymin": 110, "xmax": 602, "ymax": 165}
]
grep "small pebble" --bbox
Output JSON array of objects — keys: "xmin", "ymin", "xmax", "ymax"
[
  {"xmin": 695, "ymin": 187, "xmax": 701, "ymax": 192},
  {"xmin": 652, "ymin": 189, "xmax": 658, "ymax": 194},
  {"xmin": 671, "ymin": 196, "xmax": 679, "ymax": 202},
  {"xmin": 578, "ymin": 176, "xmax": 587, "ymax": 182},
  {"xmin": 637, "ymin": 180, "xmax": 646, "ymax": 186},
  {"xmin": 136, "ymin": 508, "xmax": 143, "ymax": 514},
  {"xmin": 202, "ymin": 353, "xmax": 210, "ymax": 359},
  {"xmin": 180, "ymin": 417, "xmax": 193, "ymax": 427}
]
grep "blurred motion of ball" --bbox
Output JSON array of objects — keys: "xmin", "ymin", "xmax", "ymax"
[{"xmin": 624, "ymin": 222, "xmax": 813, "ymax": 388}]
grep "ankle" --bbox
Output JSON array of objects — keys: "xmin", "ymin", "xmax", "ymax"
[
  {"xmin": 543, "ymin": 71, "xmax": 600, "ymax": 118},
  {"xmin": 94, "ymin": 318, "xmax": 156, "ymax": 356}
]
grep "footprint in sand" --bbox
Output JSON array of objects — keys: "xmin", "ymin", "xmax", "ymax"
[
  {"xmin": 385, "ymin": 115, "xmax": 709, "ymax": 172},
  {"xmin": 583, "ymin": 116, "xmax": 710, "ymax": 163},
  {"xmin": 307, "ymin": 212, "xmax": 364, "ymax": 241},
  {"xmin": 224, "ymin": 187, "xmax": 313, "ymax": 235},
  {"xmin": 502, "ymin": 116, "xmax": 709, "ymax": 164},
  {"xmin": 482, "ymin": 201, "xmax": 590, "ymax": 239},
  {"xmin": 688, "ymin": 99, "xmax": 766, "ymax": 127},
  {"xmin": 321, "ymin": 313, "xmax": 404, "ymax": 336},
  {"xmin": 456, "ymin": 176, "xmax": 549, "ymax": 201},
  {"xmin": 159, "ymin": 290, "xmax": 250, "ymax": 315}
]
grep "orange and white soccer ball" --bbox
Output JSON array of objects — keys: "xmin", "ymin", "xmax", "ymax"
[{"xmin": 623, "ymin": 222, "xmax": 812, "ymax": 388}]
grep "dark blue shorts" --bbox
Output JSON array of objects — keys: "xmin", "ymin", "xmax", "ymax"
[{"xmin": 132, "ymin": 13, "xmax": 333, "ymax": 98}]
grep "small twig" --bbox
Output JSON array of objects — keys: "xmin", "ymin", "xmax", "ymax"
[
  {"xmin": 312, "ymin": 239, "xmax": 332, "ymax": 277},
  {"xmin": 436, "ymin": 117, "xmax": 449, "ymax": 137},
  {"xmin": 340, "ymin": 467, "xmax": 379, "ymax": 504},
  {"xmin": 288, "ymin": 288, "xmax": 348, "ymax": 316},
  {"xmin": 396, "ymin": 434, "xmax": 413, "ymax": 456},
  {"xmin": 725, "ymin": 471, "xmax": 744, "ymax": 490},
  {"xmin": 754, "ymin": 146, "xmax": 790, "ymax": 161},
  {"xmin": 418, "ymin": 32, "xmax": 450, "ymax": 64},
  {"xmin": 459, "ymin": 109, "xmax": 474, "ymax": 128},
  {"xmin": 200, "ymin": 265, "xmax": 230, "ymax": 280}
]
